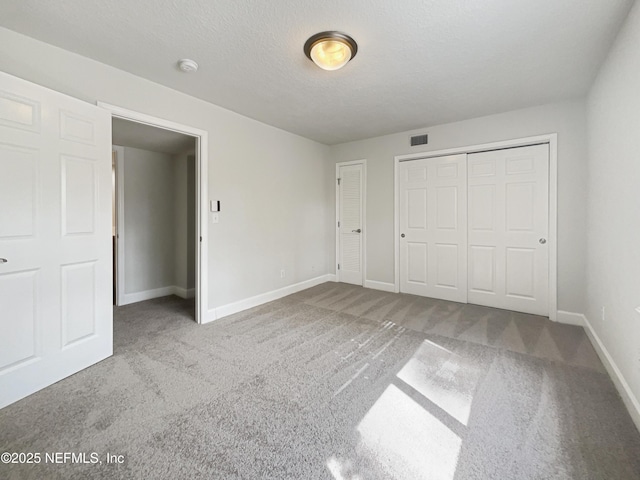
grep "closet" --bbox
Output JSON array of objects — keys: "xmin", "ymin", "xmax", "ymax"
[{"xmin": 398, "ymin": 144, "xmax": 549, "ymax": 316}]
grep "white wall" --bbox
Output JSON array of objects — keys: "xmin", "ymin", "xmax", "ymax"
[
  {"xmin": 328, "ymin": 100, "xmax": 588, "ymax": 314},
  {"xmin": 173, "ymin": 150, "xmax": 196, "ymax": 295},
  {"xmin": 0, "ymin": 27, "xmax": 330, "ymax": 313},
  {"xmin": 111, "ymin": 159, "xmax": 116, "ymax": 236},
  {"xmin": 186, "ymin": 155, "xmax": 196, "ymax": 290},
  {"xmin": 122, "ymin": 147, "xmax": 176, "ymax": 295},
  {"xmin": 586, "ymin": 1, "xmax": 640, "ymax": 422}
]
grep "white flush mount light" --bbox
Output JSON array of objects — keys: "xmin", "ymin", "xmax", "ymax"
[
  {"xmin": 304, "ymin": 31, "xmax": 358, "ymax": 71},
  {"xmin": 178, "ymin": 59, "xmax": 199, "ymax": 73}
]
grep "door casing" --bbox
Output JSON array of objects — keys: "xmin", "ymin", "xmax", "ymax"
[
  {"xmin": 112, "ymin": 145, "xmax": 124, "ymax": 306},
  {"xmin": 99, "ymin": 103, "xmax": 209, "ymax": 324}
]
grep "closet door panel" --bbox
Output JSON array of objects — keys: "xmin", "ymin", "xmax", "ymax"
[
  {"xmin": 467, "ymin": 144, "xmax": 549, "ymax": 315},
  {"xmin": 399, "ymin": 154, "xmax": 467, "ymax": 302}
]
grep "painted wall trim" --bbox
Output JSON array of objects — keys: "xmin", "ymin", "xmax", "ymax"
[
  {"xmin": 174, "ymin": 287, "xmax": 196, "ymax": 299},
  {"xmin": 122, "ymin": 286, "xmax": 177, "ymax": 305},
  {"xmin": 394, "ymin": 134, "xmax": 558, "ymax": 162},
  {"xmin": 112, "ymin": 145, "xmax": 125, "ymax": 307},
  {"xmin": 582, "ymin": 316, "xmax": 640, "ymax": 433},
  {"xmin": 364, "ymin": 280, "xmax": 396, "ymax": 293},
  {"xmin": 393, "ymin": 133, "xmax": 559, "ymax": 320},
  {"xmin": 556, "ymin": 310, "xmax": 586, "ymax": 326},
  {"xmin": 122, "ymin": 286, "xmax": 196, "ymax": 305},
  {"xmin": 204, "ymin": 274, "xmax": 336, "ymax": 323}
]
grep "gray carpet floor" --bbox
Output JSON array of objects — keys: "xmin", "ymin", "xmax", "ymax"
[{"xmin": 2, "ymin": 282, "xmax": 640, "ymax": 479}]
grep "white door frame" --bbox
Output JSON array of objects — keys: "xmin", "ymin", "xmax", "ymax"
[
  {"xmin": 335, "ymin": 159, "xmax": 367, "ymax": 285},
  {"xmin": 98, "ymin": 102, "xmax": 209, "ymax": 324},
  {"xmin": 112, "ymin": 145, "xmax": 125, "ymax": 306},
  {"xmin": 393, "ymin": 134, "xmax": 558, "ymax": 320}
]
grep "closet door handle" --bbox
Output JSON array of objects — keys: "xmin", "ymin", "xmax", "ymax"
[
  {"xmin": 0, "ymin": 258, "xmax": 7, "ymax": 264},
  {"xmin": 352, "ymin": 229, "xmax": 361, "ymax": 233}
]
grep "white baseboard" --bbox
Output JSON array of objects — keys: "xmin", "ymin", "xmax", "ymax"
[
  {"xmin": 582, "ymin": 315, "xmax": 640, "ymax": 432},
  {"xmin": 122, "ymin": 286, "xmax": 177, "ymax": 305},
  {"xmin": 174, "ymin": 287, "xmax": 195, "ymax": 299},
  {"xmin": 204, "ymin": 274, "xmax": 334, "ymax": 323},
  {"xmin": 122, "ymin": 285, "xmax": 193, "ymax": 305},
  {"xmin": 364, "ymin": 280, "xmax": 396, "ymax": 293},
  {"xmin": 556, "ymin": 310, "xmax": 586, "ymax": 326}
]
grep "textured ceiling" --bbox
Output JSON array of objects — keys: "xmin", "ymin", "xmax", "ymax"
[
  {"xmin": 112, "ymin": 118, "xmax": 195, "ymax": 155},
  {"xmin": 0, "ymin": 0, "xmax": 633, "ymax": 144}
]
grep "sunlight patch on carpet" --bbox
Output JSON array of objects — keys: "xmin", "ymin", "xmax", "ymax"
[
  {"xmin": 397, "ymin": 339, "xmax": 480, "ymax": 426},
  {"xmin": 357, "ymin": 384, "xmax": 461, "ymax": 480}
]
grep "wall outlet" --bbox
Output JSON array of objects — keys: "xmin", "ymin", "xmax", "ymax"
[
  {"xmin": 280, "ymin": 269, "xmax": 285, "ymax": 278},
  {"xmin": 311, "ymin": 265, "xmax": 315, "ymax": 273},
  {"xmin": 601, "ymin": 306, "xmax": 606, "ymax": 322}
]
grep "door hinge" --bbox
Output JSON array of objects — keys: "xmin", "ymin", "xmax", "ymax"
[
  {"xmin": 200, "ymin": 236, "xmax": 202, "ymax": 242},
  {"xmin": 338, "ymin": 221, "xmax": 340, "ymax": 228},
  {"xmin": 337, "ymin": 178, "xmax": 341, "ymax": 185},
  {"xmin": 338, "ymin": 263, "xmax": 340, "ymax": 270}
]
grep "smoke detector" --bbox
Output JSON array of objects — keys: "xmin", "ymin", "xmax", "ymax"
[{"xmin": 178, "ymin": 59, "xmax": 199, "ymax": 73}]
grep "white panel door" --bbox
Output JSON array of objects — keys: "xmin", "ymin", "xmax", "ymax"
[
  {"xmin": 467, "ymin": 144, "xmax": 549, "ymax": 315},
  {"xmin": 0, "ymin": 71, "xmax": 112, "ymax": 408},
  {"xmin": 338, "ymin": 163, "xmax": 363, "ymax": 285},
  {"xmin": 399, "ymin": 154, "xmax": 467, "ymax": 302}
]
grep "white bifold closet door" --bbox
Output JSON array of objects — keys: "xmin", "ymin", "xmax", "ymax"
[
  {"xmin": 467, "ymin": 144, "xmax": 549, "ymax": 315},
  {"xmin": 398, "ymin": 144, "xmax": 549, "ymax": 316},
  {"xmin": 399, "ymin": 154, "xmax": 467, "ymax": 302},
  {"xmin": 0, "ymin": 71, "xmax": 112, "ymax": 408}
]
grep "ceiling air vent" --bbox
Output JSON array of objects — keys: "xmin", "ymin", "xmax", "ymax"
[{"xmin": 410, "ymin": 133, "xmax": 428, "ymax": 146}]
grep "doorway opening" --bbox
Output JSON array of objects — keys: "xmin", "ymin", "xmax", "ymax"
[
  {"xmin": 112, "ymin": 119, "xmax": 196, "ymax": 320},
  {"xmin": 101, "ymin": 103, "xmax": 209, "ymax": 324}
]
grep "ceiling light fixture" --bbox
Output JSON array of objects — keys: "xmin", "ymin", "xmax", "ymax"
[
  {"xmin": 178, "ymin": 59, "xmax": 199, "ymax": 73},
  {"xmin": 303, "ymin": 31, "xmax": 358, "ymax": 71}
]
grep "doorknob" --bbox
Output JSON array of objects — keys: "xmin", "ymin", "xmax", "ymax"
[
  {"xmin": 352, "ymin": 229, "xmax": 362, "ymax": 233},
  {"xmin": 539, "ymin": 238, "xmax": 547, "ymax": 244},
  {"xmin": 401, "ymin": 233, "xmax": 405, "ymax": 238},
  {"xmin": 0, "ymin": 258, "xmax": 7, "ymax": 263}
]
